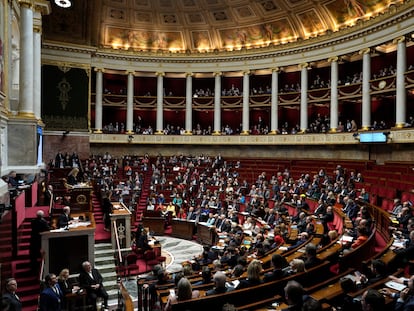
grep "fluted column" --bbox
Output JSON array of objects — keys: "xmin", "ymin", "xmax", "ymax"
[
  {"xmin": 270, "ymin": 68, "xmax": 279, "ymax": 134},
  {"xmin": 360, "ymin": 48, "xmax": 371, "ymax": 130},
  {"xmin": 329, "ymin": 57, "xmax": 339, "ymax": 132},
  {"xmin": 213, "ymin": 72, "xmax": 222, "ymax": 135},
  {"xmin": 94, "ymin": 68, "xmax": 103, "ymax": 133},
  {"xmin": 18, "ymin": 0, "xmax": 34, "ymax": 118},
  {"xmin": 300, "ymin": 63, "xmax": 309, "ymax": 132},
  {"xmin": 126, "ymin": 71, "xmax": 134, "ymax": 134},
  {"xmin": 156, "ymin": 72, "xmax": 164, "ymax": 134},
  {"xmin": 185, "ymin": 73, "xmax": 193, "ymax": 134},
  {"xmin": 241, "ymin": 70, "xmax": 250, "ymax": 135},
  {"xmin": 394, "ymin": 36, "xmax": 407, "ymax": 128}
]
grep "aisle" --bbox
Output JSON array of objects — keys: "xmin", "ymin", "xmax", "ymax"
[{"xmin": 156, "ymin": 235, "xmax": 204, "ymax": 273}]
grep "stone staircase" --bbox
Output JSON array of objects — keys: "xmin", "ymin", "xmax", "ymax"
[{"xmin": 94, "ymin": 243, "xmax": 138, "ymax": 310}]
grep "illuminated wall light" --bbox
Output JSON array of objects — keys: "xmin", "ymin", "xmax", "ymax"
[{"xmin": 55, "ymin": 0, "xmax": 72, "ymax": 8}]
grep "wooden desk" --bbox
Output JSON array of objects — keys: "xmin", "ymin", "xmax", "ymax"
[
  {"xmin": 110, "ymin": 202, "xmax": 132, "ymax": 249},
  {"xmin": 197, "ymin": 223, "xmax": 217, "ymax": 245},
  {"xmin": 41, "ymin": 212, "xmax": 96, "ymax": 275},
  {"xmin": 171, "ymin": 219, "xmax": 195, "ymax": 239},
  {"xmin": 142, "ymin": 216, "xmax": 165, "ymax": 236}
]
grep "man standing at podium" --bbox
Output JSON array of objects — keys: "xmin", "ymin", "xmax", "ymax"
[{"xmin": 79, "ymin": 261, "xmax": 109, "ymax": 310}]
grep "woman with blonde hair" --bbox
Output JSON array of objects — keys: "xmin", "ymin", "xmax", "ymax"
[{"xmin": 237, "ymin": 259, "xmax": 263, "ymax": 289}]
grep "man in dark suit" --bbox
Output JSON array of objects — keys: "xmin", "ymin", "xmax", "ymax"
[
  {"xmin": 1, "ymin": 278, "xmax": 22, "ymax": 311},
  {"xmin": 30, "ymin": 210, "xmax": 50, "ymax": 272},
  {"xmin": 206, "ymin": 272, "xmax": 230, "ymax": 296},
  {"xmin": 79, "ymin": 261, "xmax": 108, "ymax": 310},
  {"xmin": 263, "ymin": 254, "xmax": 288, "ymax": 283},
  {"xmin": 303, "ymin": 243, "xmax": 322, "ymax": 269},
  {"xmin": 39, "ymin": 273, "xmax": 63, "ymax": 311},
  {"xmin": 57, "ymin": 206, "xmax": 73, "ymax": 229}
]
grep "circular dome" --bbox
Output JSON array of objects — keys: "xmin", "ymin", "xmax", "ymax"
[{"xmin": 43, "ymin": 0, "xmax": 406, "ymax": 54}]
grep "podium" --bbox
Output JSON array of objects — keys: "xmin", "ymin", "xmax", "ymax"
[
  {"xmin": 110, "ymin": 202, "xmax": 132, "ymax": 249},
  {"xmin": 41, "ymin": 212, "xmax": 96, "ymax": 275}
]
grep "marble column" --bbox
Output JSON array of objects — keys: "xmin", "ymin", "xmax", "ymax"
[
  {"xmin": 213, "ymin": 72, "xmax": 222, "ymax": 135},
  {"xmin": 33, "ymin": 24, "xmax": 41, "ymax": 120},
  {"xmin": 185, "ymin": 73, "xmax": 193, "ymax": 134},
  {"xmin": 18, "ymin": 0, "xmax": 34, "ymax": 118},
  {"xmin": 300, "ymin": 63, "xmax": 309, "ymax": 132},
  {"xmin": 394, "ymin": 36, "xmax": 407, "ymax": 128},
  {"xmin": 126, "ymin": 71, "xmax": 134, "ymax": 134},
  {"xmin": 270, "ymin": 68, "xmax": 279, "ymax": 134},
  {"xmin": 329, "ymin": 57, "xmax": 339, "ymax": 132},
  {"xmin": 241, "ymin": 70, "xmax": 250, "ymax": 135},
  {"xmin": 156, "ymin": 72, "xmax": 164, "ymax": 134},
  {"xmin": 360, "ymin": 48, "xmax": 371, "ymax": 130},
  {"xmin": 94, "ymin": 69, "xmax": 103, "ymax": 133}
]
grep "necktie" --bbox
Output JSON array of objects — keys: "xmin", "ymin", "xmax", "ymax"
[
  {"xmin": 54, "ymin": 286, "xmax": 59, "ymax": 296},
  {"xmin": 14, "ymin": 294, "xmax": 20, "ymax": 301}
]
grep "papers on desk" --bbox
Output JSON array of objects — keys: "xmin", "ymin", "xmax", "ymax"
[
  {"xmin": 226, "ymin": 280, "xmax": 240, "ymax": 289},
  {"xmin": 69, "ymin": 221, "xmax": 91, "ymax": 228},
  {"xmin": 392, "ymin": 239, "xmax": 408, "ymax": 249},
  {"xmin": 385, "ymin": 280, "xmax": 407, "ymax": 291},
  {"xmin": 339, "ymin": 235, "xmax": 354, "ymax": 243}
]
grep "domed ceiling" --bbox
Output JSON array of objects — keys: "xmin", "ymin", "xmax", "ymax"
[{"xmin": 43, "ymin": 0, "xmax": 406, "ymax": 53}]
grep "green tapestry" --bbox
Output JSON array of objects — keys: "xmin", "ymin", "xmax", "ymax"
[{"xmin": 42, "ymin": 65, "xmax": 89, "ymax": 130}]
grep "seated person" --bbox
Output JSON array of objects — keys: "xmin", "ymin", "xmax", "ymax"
[
  {"xmin": 303, "ymin": 243, "xmax": 322, "ymax": 269},
  {"xmin": 192, "ymin": 266, "xmax": 212, "ymax": 286},
  {"xmin": 264, "ymin": 254, "xmax": 289, "ymax": 282},
  {"xmin": 237, "ymin": 259, "xmax": 263, "ymax": 289},
  {"xmin": 57, "ymin": 206, "xmax": 74, "ymax": 229},
  {"xmin": 58, "ymin": 268, "xmax": 80, "ymax": 310},
  {"xmin": 78, "ymin": 261, "xmax": 108, "ymax": 310},
  {"xmin": 206, "ymin": 271, "xmax": 230, "ymax": 296},
  {"xmin": 164, "ymin": 277, "xmax": 200, "ymax": 311}
]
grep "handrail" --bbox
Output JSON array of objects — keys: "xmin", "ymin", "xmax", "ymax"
[
  {"xmin": 113, "ymin": 220, "xmax": 123, "ymax": 265},
  {"xmin": 39, "ymin": 249, "xmax": 46, "ymax": 282}
]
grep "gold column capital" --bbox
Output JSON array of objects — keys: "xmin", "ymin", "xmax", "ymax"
[
  {"xmin": 94, "ymin": 68, "xmax": 105, "ymax": 73},
  {"xmin": 393, "ymin": 36, "xmax": 406, "ymax": 44},
  {"xmin": 34, "ymin": 0, "xmax": 51, "ymax": 15},
  {"xmin": 271, "ymin": 67, "xmax": 280, "ymax": 73},
  {"xmin": 299, "ymin": 63, "xmax": 309, "ymax": 69},
  {"xmin": 33, "ymin": 25, "xmax": 42, "ymax": 33},
  {"xmin": 328, "ymin": 56, "xmax": 339, "ymax": 63},
  {"xmin": 125, "ymin": 70, "xmax": 135, "ymax": 76},
  {"xmin": 358, "ymin": 48, "xmax": 371, "ymax": 55},
  {"xmin": 213, "ymin": 72, "xmax": 222, "ymax": 77},
  {"xmin": 156, "ymin": 72, "xmax": 165, "ymax": 77},
  {"xmin": 242, "ymin": 70, "xmax": 251, "ymax": 76},
  {"xmin": 185, "ymin": 72, "xmax": 193, "ymax": 77},
  {"xmin": 18, "ymin": 0, "xmax": 33, "ymax": 8}
]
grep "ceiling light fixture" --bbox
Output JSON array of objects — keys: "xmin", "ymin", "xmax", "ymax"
[{"xmin": 54, "ymin": 0, "xmax": 72, "ymax": 8}]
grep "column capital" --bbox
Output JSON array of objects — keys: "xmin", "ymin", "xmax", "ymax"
[
  {"xmin": 299, "ymin": 63, "xmax": 309, "ymax": 69},
  {"xmin": 242, "ymin": 70, "xmax": 251, "ymax": 75},
  {"xmin": 271, "ymin": 67, "xmax": 280, "ymax": 73},
  {"xmin": 94, "ymin": 67, "xmax": 105, "ymax": 73},
  {"xmin": 328, "ymin": 56, "xmax": 339, "ymax": 63},
  {"xmin": 213, "ymin": 71, "xmax": 222, "ymax": 77},
  {"xmin": 18, "ymin": 0, "xmax": 33, "ymax": 8},
  {"xmin": 156, "ymin": 72, "xmax": 165, "ymax": 77},
  {"xmin": 185, "ymin": 72, "xmax": 193, "ymax": 77},
  {"xmin": 125, "ymin": 70, "xmax": 135, "ymax": 76},
  {"xmin": 393, "ymin": 36, "xmax": 406, "ymax": 44},
  {"xmin": 34, "ymin": 0, "xmax": 51, "ymax": 15},
  {"xmin": 358, "ymin": 48, "xmax": 371, "ymax": 55}
]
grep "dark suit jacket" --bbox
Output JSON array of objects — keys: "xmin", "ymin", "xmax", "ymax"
[
  {"xmin": 57, "ymin": 213, "xmax": 72, "ymax": 228},
  {"xmin": 79, "ymin": 268, "xmax": 104, "ymax": 292},
  {"xmin": 263, "ymin": 268, "xmax": 288, "ymax": 283},
  {"xmin": 1, "ymin": 292, "xmax": 22, "ymax": 311},
  {"xmin": 39, "ymin": 286, "xmax": 63, "ymax": 311},
  {"xmin": 395, "ymin": 294, "xmax": 414, "ymax": 311}
]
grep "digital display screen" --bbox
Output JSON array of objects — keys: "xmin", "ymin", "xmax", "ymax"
[{"xmin": 359, "ymin": 132, "xmax": 388, "ymax": 143}]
